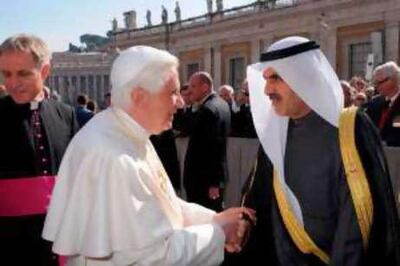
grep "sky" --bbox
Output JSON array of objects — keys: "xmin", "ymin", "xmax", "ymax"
[{"xmin": 0, "ymin": 0, "xmax": 254, "ymax": 52}]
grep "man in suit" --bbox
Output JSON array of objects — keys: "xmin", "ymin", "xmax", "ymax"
[
  {"xmin": 75, "ymin": 94, "xmax": 94, "ymax": 128},
  {"xmin": 234, "ymin": 80, "xmax": 257, "ymax": 138},
  {"xmin": 365, "ymin": 61, "xmax": 400, "ymax": 146},
  {"xmin": 184, "ymin": 71, "xmax": 231, "ymax": 211},
  {"xmin": 0, "ymin": 34, "xmax": 79, "ymax": 266},
  {"xmin": 218, "ymin": 84, "xmax": 243, "ymax": 137}
]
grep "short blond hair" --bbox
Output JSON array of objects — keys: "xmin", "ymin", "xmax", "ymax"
[{"xmin": 0, "ymin": 34, "xmax": 51, "ymax": 67}]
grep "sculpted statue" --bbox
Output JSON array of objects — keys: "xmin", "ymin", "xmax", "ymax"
[
  {"xmin": 146, "ymin": 9, "xmax": 152, "ymax": 26},
  {"xmin": 207, "ymin": 0, "xmax": 213, "ymax": 14},
  {"xmin": 161, "ymin": 5, "xmax": 168, "ymax": 24},
  {"xmin": 216, "ymin": 0, "xmax": 223, "ymax": 12},
  {"xmin": 111, "ymin": 18, "xmax": 118, "ymax": 31},
  {"xmin": 174, "ymin": 1, "xmax": 181, "ymax": 22}
]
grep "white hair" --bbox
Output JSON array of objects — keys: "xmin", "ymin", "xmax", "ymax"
[
  {"xmin": 373, "ymin": 61, "xmax": 400, "ymax": 83},
  {"xmin": 110, "ymin": 46, "xmax": 178, "ymax": 109},
  {"xmin": 218, "ymin": 84, "xmax": 234, "ymax": 94}
]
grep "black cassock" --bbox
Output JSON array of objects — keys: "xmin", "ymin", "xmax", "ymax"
[
  {"xmin": 224, "ymin": 110, "xmax": 400, "ymax": 266},
  {"xmin": 0, "ymin": 96, "xmax": 79, "ymax": 266}
]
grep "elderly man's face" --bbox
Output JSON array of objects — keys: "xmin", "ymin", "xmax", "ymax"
[
  {"xmin": 0, "ymin": 50, "xmax": 49, "ymax": 104},
  {"xmin": 218, "ymin": 87, "xmax": 233, "ymax": 104},
  {"xmin": 373, "ymin": 70, "xmax": 398, "ymax": 98},
  {"xmin": 263, "ymin": 68, "xmax": 310, "ymax": 119},
  {"xmin": 140, "ymin": 70, "xmax": 183, "ymax": 134}
]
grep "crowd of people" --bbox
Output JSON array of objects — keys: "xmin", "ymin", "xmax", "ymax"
[{"xmin": 0, "ymin": 33, "xmax": 399, "ymax": 266}]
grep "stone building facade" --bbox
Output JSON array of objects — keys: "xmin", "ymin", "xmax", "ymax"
[
  {"xmin": 111, "ymin": 0, "xmax": 400, "ymax": 89},
  {"xmin": 50, "ymin": 0, "xmax": 400, "ymax": 101},
  {"xmin": 48, "ymin": 51, "xmax": 116, "ymax": 105}
]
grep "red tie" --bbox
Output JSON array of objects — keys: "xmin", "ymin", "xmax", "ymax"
[{"xmin": 378, "ymin": 100, "xmax": 390, "ymax": 129}]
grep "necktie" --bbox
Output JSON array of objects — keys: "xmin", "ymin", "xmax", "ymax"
[{"xmin": 378, "ymin": 99, "xmax": 391, "ymax": 129}]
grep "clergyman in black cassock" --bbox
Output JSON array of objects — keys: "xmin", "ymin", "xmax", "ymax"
[{"xmin": 0, "ymin": 34, "xmax": 79, "ymax": 266}]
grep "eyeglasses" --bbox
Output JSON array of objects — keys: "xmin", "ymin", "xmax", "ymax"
[{"xmin": 373, "ymin": 77, "xmax": 390, "ymax": 87}]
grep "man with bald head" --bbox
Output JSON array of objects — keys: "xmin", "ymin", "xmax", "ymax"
[
  {"xmin": 184, "ymin": 71, "xmax": 231, "ymax": 211},
  {"xmin": 43, "ymin": 46, "xmax": 252, "ymax": 266},
  {"xmin": 233, "ymin": 36, "xmax": 400, "ymax": 266}
]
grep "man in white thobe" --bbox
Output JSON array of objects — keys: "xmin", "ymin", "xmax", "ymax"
[{"xmin": 42, "ymin": 46, "xmax": 252, "ymax": 266}]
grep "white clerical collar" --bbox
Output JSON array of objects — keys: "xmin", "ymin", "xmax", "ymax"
[
  {"xmin": 30, "ymin": 90, "xmax": 45, "ymax": 110},
  {"xmin": 111, "ymin": 107, "xmax": 150, "ymax": 141}
]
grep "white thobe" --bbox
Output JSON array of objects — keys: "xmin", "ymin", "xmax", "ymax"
[{"xmin": 42, "ymin": 107, "xmax": 225, "ymax": 266}]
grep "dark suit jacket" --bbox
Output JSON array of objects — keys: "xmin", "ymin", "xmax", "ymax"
[
  {"xmin": 183, "ymin": 93, "xmax": 231, "ymax": 208},
  {"xmin": 231, "ymin": 104, "xmax": 257, "ymax": 138},
  {"xmin": 173, "ymin": 107, "xmax": 194, "ymax": 137},
  {"xmin": 75, "ymin": 105, "xmax": 94, "ymax": 128},
  {"xmin": 150, "ymin": 129, "xmax": 181, "ymax": 193},
  {"xmin": 365, "ymin": 95, "xmax": 400, "ymax": 146}
]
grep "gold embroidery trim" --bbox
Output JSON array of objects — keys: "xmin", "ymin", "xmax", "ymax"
[
  {"xmin": 241, "ymin": 157, "xmax": 329, "ymax": 263},
  {"xmin": 240, "ymin": 159, "xmax": 258, "ymax": 207},
  {"xmin": 273, "ymin": 171, "xmax": 330, "ymax": 264},
  {"xmin": 339, "ymin": 107, "xmax": 373, "ymax": 249}
]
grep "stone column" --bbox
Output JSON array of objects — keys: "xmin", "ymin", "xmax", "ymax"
[
  {"xmin": 385, "ymin": 20, "xmax": 399, "ymax": 63},
  {"xmin": 324, "ymin": 26, "xmax": 337, "ymax": 71},
  {"xmin": 100, "ymin": 73, "xmax": 105, "ymax": 98},
  {"xmin": 250, "ymin": 39, "xmax": 261, "ymax": 64},
  {"xmin": 213, "ymin": 44, "xmax": 222, "ymax": 90},
  {"xmin": 204, "ymin": 44, "xmax": 212, "ymax": 74},
  {"xmin": 68, "ymin": 76, "xmax": 73, "ymax": 102}
]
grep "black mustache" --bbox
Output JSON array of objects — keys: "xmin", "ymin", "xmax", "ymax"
[{"xmin": 268, "ymin": 93, "xmax": 281, "ymax": 101}]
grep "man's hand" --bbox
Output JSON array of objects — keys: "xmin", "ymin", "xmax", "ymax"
[{"xmin": 213, "ymin": 207, "xmax": 256, "ymax": 253}]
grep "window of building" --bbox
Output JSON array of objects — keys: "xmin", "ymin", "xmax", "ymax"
[
  {"xmin": 349, "ymin": 42, "xmax": 372, "ymax": 78},
  {"xmin": 186, "ymin": 62, "xmax": 200, "ymax": 81},
  {"xmin": 229, "ymin": 57, "xmax": 245, "ymax": 90}
]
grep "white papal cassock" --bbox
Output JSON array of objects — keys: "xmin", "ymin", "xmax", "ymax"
[{"xmin": 42, "ymin": 107, "xmax": 225, "ymax": 266}]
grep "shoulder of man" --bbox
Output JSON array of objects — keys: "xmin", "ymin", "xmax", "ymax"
[
  {"xmin": 0, "ymin": 95, "xmax": 17, "ymax": 115},
  {"xmin": 46, "ymin": 98, "xmax": 75, "ymax": 113},
  {"xmin": 369, "ymin": 95, "xmax": 386, "ymax": 106}
]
